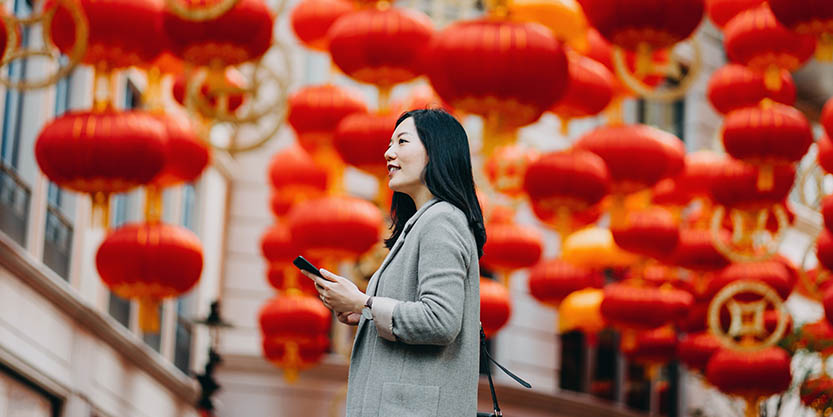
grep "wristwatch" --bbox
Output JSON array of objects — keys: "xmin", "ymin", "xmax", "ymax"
[{"xmin": 361, "ymin": 296, "xmax": 374, "ymax": 320}]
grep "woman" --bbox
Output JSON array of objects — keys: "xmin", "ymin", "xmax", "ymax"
[{"xmin": 301, "ymin": 108, "xmax": 486, "ymax": 417}]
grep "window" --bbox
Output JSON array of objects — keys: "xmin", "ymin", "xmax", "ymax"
[
  {"xmin": 42, "ymin": 65, "xmax": 76, "ymax": 280},
  {"xmin": 174, "ymin": 294, "xmax": 195, "ymax": 373},
  {"xmin": 0, "ymin": 365, "xmax": 61, "ymax": 417},
  {"xmin": 107, "ymin": 192, "xmax": 139, "ymax": 328},
  {"xmin": 0, "ymin": 0, "xmax": 33, "ymax": 247}
]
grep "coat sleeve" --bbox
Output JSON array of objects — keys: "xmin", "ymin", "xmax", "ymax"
[{"xmin": 373, "ymin": 210, "xmax": 472, "ymax": 345}]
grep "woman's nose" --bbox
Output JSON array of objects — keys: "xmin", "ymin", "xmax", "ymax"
[{"xmin": 384, "ymin": 148, "xmax": 395, "ymax": 161}]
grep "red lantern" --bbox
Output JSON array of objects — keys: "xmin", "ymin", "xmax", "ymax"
[
  {"xmin": 287, "ymin": 196, "xmax": 383, "ymax": 262},
  {"xmin": 601, "ymin": 283, "xmax": 693, "ymax": 330},
  {"xmin": 549, "ymin": 51, "xmax": 615, "ymax": 132},
  {"xmin": 328, "ymin": 6, "xmax": 433, "ymax": 91},
  {"xmin": 723, "ymin": 4, "xmax": 816, "ymax": 91},
  {"xmin": 825, "ymin": 286, "xmax": 833, "ymax": 330},
  {"xmin": 523, "ymin": 149, "xmax": 610, "ymax": 215},
  {"xmin": 426, "ymin": 19, "xmax": 568, "ymax": 130},
  {"xmin": 706, "ymin": 64, "xmax": 795, "ymax": 115},
  {"xmin": 49, "ymin": 0, "xmax": 166, "ymax": 69},
  {"xmin": 706, "ymin": 0, "xmax": 765, "ymax": 29},
  {"xmin": 481, "ymin": 278, "xmax": 512, "ymax": 338},
  {"xmin": 611, "ymin": 206, "xmax": 680, "ymax": 259},
  {"xmin": 528, "ymin": 259, "xmax": 604, "ymax": 307},
  {"xmin": 287, "ymin": 84, "xmax": 367, "ymax": 158},
  {"xmin": 259, "ymin": 293, "xmax": 331, "ymax": 381},
  {"xmin": 721, "ymin": 103, "xmax": 812, "ymax": 191},
  {"xmin": 707, "ymin": 261, "xmax": 794, "ymax": 301},
  {"xmin": 96, "ymin": 222, "xmax": 203, "ymax": 332},
  {"xmin": 480, "ymin": 220, "xmax": 544, "ymax": 274},
  {"xmin": 817, "ymin": 230, "xmax": 833, "ymax": 278},
  {"xmin": 581, "ymin": 28, "xmax": 667, "ymax": 98},
  {"xmin": 622, "ymin": 326, "xmax": 678, "ymax": 367},
  {"xmin": 709, "ymin": 158, "xmax": 795, "ymax": 211},
  {"xmin": 579, "ymin": 0, "xmax": 705, "ymax": 53},
  {"xmin": 267, "ymin": 145, "xmax": 328, "ymax": 218},
  {"xmin": 35, "ymin": 111, "xmax": 167, "ymax": 224},
  {"xmin": 818, "ymin": 132, "xmax": 833, "ymax": 175},
  {"xmin": 574, "ymin": 124, "xmax": 685, "ymax": 195},
  {"xmin": 798, "ymin": 319, "xmax": 833, "ymax": 357},
  {"xmin": 485, "ymin": 145, "xmax": 540, "ymax": 199},
  {"xmin": 768, "ymin": 0, "xmax": 833, "ymax": 61},
  {"xmin": 172, "ymin": 68, "xmax": 246, "ymax": 115},
  {"xmin": 261, "ymin": 223, "xmax": 316, "ymax": 295},
  {"xmin": 150, "ymin": 113, "xmax": 210, "ymax": 188},
  {"xmin": 678, "ymin": 331, "xmax": 722, "ymax": 374},
  {"xmin": 665, "ymin": 228, "xmax": 731, "ymax": 272},
  {"xmin": 678, "ymin": 301, "xmax": 709, "ymax": 333},
  {"xmin": 290, "ymin": 0, "xmax": 354, "ymax": 52},
  {"xmin": 822, "ymin": 96, "xmax": 833, "ymax": 141},
  {"xmin": 705, "ymin": 347, "xmax": 792, "ymax": 403},
  {"xmin": 652, "ymin": 151, "xmax": 723, "ymax": 207},
  {"xmin": 163, "ymin": 0, "xmax": 274, "ymax": 66},
  {"xmin": 332, "ymin": 112, "xmax": 397, "ymax": 179},
  {"xmin": 801, "ymin": 375, "xmax": 833, "ymax": 414}
]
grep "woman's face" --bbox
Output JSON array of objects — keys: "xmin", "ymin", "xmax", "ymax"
[{"xmin": 385, "ymin": 117, "xmax": 429, "ymax": 196}]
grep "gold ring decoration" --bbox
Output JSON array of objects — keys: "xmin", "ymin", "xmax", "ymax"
[
  {"xmin": 0, "ymin": 0, "xmax": 88, "ymax": 90},
  {"xmin": 707, "ymin": 280, "xmax": 789, "ymax": 352},
  {"xmin": 611, "ymin": 37, "xmax": 702, "ymax": 102},
  {"xmin": 184, "ymin": 41, "xmax": 291, "ymax": 154},
  {"xmin": 797, "ymin": 161, "xmax": 824, "ymax": 210},
  {"xmin": 710, "ymin": 205, "xmax": 788, "ymax": 263},
  {"xmin": 164, "ymin": 0, "xmax": 240, "ymax": 21}
]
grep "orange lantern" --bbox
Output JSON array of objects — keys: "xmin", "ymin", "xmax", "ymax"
[
  {"xmin": 562, "ymin": 227, "xmax": 640, "ymax": 270},
  {"xmin": 508, "ymin": 0, "xmax": 589, "ymax": 52},
  {"xmin": 768, "ymin": 0, "xmax": 833, "ymax": 61},
  {"xmin": 481, "ymin": 278, "xmax": 512, "ymax": 338},
  {"xmin": 558, "ymin": 288, "xmax": 605, "ymax": 342},
  {"xmin": 574, "ymin": 124, "xmax": 685, "ymax": 195},
  {"xmin": 528, "ymin": 259, "xmax": 604, "ymax": 307},
  {"xmin": 96, "ymin": 222, "xmax": 203, "ymax": 332},
  {"xmin": 705, "ymin": 0, "xmax": 765, "ymax": 29},
  {"xmin": 723, "ymin": 4, "xmax": 816, "ymax": 91},
  {"xmin": 706, "ymin": 64, "xmax": 795, "ymax": 115},
  {"xmin": 705, "ymin": 347, "xmax": 791, "ymax": 416},
  {"xmin": 549, "ymin": 51, "xmax": 615, "ymax": 134},
  {"xmin": 721, "ymin": 103, "xmax": 812, "ymax": 191},
  {"xmin": 677, "ymin": 331, "xmax": 722, "ymax": 374},
  {"xmin": 35, "ymin": 111, "xmax": 167, "ymax": 225},
  {"xmin": 328, "ymin": 6, "xmax": 433, "ymax": 97},
  {"xmin": 259, "ymin": 293, "xmax": 331, "ymax": 381},
  {"xmin": 287, "ymin": 196, "xmax": 383, "ymax": 262},
  {"xmin": 49, "ymin": 0, "xmax": 166, "ymax": 69},
  {"xmin": 289, "ymin": 0, "xmax": 354, "ymax": 52},
  {"xmin": 485, "ymin": 144, "xmax": 540, "ymax": 199},
  {"xmin": 425, "ymin": 18, "xmax": 568, "ymax": 146},
  {"xmin": 163, "ymin": 0, "xmax": 274, "ymax": 67},
  {"xmin": 267, "ymin": 144, "xmax": 328, "ymax": 218}
]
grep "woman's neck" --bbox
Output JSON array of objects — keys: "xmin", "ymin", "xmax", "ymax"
[{"xmin": 408, "ymin": 186, "xmax": 435, "ymax": 210}]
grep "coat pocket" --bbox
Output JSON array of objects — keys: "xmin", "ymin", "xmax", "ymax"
[{"xmin": 378, "ymin": 382, "xmax": 440, "ymax": 417}]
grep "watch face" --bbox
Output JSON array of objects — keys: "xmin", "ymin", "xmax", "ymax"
[{"xmin": 362, "ymin": 307, "xmax": 373, "ymax": 320}]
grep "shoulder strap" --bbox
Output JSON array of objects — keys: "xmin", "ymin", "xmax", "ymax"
[{"xmin": 479, "ymin": 324, "xmax": 532, "ymax": 417}]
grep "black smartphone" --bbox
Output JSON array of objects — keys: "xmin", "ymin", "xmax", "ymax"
[{"xmin": 293, "ymin": 255, "xmax": 324, "ymax": 279}]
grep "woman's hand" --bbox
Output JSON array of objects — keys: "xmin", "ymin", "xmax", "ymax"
[
  {"xmin": 337, "ymin": 311, "xmax": 361, "ymax": 326},
  {"xmin": 301, "ymin": 269, "xmax": 368, "ymax": 314}
]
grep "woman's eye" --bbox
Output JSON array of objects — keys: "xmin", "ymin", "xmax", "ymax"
[{"xmin": 399, "ymin": 139, "xmax": 407, "ymax": 144}]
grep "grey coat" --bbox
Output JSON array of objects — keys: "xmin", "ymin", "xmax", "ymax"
[{"xmin": 345, "ymin": 198, "xmax": 481, "ymax": 417}]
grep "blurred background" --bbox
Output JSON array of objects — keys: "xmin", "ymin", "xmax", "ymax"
[{"xmin": 1, "ymin": 0, "xmax": 833, "ymax": 416}]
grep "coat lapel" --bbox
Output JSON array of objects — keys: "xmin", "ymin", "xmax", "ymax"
[{"xmin": 365, "ymin": 198, "xmax": 440, "ymax": 297}]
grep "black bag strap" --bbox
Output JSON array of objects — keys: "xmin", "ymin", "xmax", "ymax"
[{"xmin": 478, "ymin": 324, "xmax": 532, "ymax": 417}]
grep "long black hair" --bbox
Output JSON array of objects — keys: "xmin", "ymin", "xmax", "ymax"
[{"xmin": 384, "ymin": 109, "xmax": 486, "ymax": 258}]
